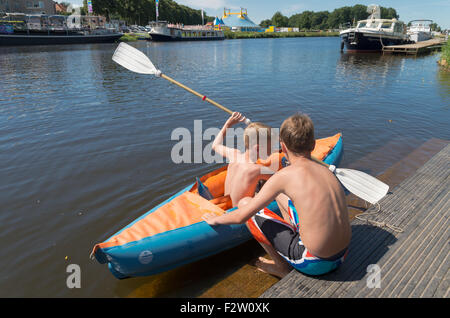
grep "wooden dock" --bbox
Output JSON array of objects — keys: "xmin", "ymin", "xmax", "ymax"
[
  {"xmin": 261, "ymin": 143, "xmax": 449, "ymax": 298},
  {"xmin": 382, "ymin": 38, "xmax": 446, "ymax": 55}
]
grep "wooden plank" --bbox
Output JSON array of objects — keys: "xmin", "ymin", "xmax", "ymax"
[
  {"xmin": 382, "ymin": 38, "xmax": 445, "ymax": 55},
  {"xmin": 344, "ymin": 146, "xmax": 450, "ymax": 298},
  {"xmin": 338, "ymin": 176, "xmax": 448, "ymax": 297},
  {"xmin": 356, "ymin": 194, "xmax": 449, "ymax": 297},
  {"xmin": 407, "ymin": 236, "xmax": 449, "ymax": 297},
  {"xmin": 432, "ymin": 267, "xmax": 449, "ymax": 298},
  {"xmin": 260, "ymin": 143, "xmax": 449, "ymax": 298}
]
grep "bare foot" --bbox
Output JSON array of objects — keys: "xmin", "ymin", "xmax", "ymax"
[{"xmin": 254, "ymin": 257, "xmax": 291, "ymax": 279}]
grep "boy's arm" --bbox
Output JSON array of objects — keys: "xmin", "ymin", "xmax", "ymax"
[
  {"xmin": 203, "ymin": 171, "xmax": 284, "ymax": 225},
  {"xmin": 212, "ymin": 112, "xmax": 246, "ymax": 162}
]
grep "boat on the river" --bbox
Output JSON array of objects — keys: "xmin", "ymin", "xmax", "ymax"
[
  {"xmin": 91, "ymin": 133, "xmax": 343, "ymax": 279},
  {"xmin": 339, "ymin": 5, "xmax": 411, "ymax": 52},
  {"xmin": 148, "ymin": 21, "xmax": 224, "ymax": 42},
  {"xmin": 407, "ymin": 20, "xmax": 433, "ymax": 43},
  {"xmin": 0, "ymin": 13, "xmax": 122, "ymax": 46}
]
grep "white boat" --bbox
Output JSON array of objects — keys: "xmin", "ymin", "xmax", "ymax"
[
  {"xmin": 339, "ymin": 5, "xmax": 411, "ymax": 52},
  {"xmin": 407, "ymin": 20, "xmax": 433, "ymax": 43},
  {"xmin": 148, "ymin": 21, "xmax": 224, "ymax": 41}
]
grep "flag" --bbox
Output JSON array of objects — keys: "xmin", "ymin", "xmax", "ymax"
[
  {"xmin": 87, "ymin": 0, "xmax": 93, "ymax": 13},
  {"xmin": 156, "ymin": 0, "xmax": 159, "ymax": 19}
]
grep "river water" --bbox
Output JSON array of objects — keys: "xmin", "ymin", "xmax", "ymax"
[{"xmin": 0, "ymin": 37, "xmax": 449, "ymax": 297}]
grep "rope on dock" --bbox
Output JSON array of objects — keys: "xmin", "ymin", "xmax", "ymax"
[{"xmin": 355, "ymin": 202, "xmax": 404, "ymax": 233}]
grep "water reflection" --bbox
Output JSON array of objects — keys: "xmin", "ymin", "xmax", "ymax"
[
  {"xmin": 437, "ymin": 67, "xmax": 450, "ymax": 105},
  {"xmin": 336, "ymin": 53, "xmax": 403, "ymax": 85}
]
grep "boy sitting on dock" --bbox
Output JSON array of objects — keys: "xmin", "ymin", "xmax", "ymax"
[
  {"xmin": 204, "ymin": 113, "xmax": 351, "ymax": 278},
  {"xmin": 212, "ymin": 112, "xmax": 274, "ymax": 207}
]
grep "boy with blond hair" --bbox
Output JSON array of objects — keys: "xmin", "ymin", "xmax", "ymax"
[
  {"xmin": 204, "ymin": 113, "xmax": 351, "ymax": 278},
  {"xmin": 212, "ymin": 112, "xmax": 273, "ymax": 207}
]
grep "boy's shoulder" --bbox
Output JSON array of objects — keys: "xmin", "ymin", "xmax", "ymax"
[{"xmin": 278, "ymin": 162, "xmax": 308, "ymax": 174}]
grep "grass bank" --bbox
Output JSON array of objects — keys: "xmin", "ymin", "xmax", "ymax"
[
  {"xmin": 119, "ymin": 33, "xmax": 139, "ymax": 42},
  {"xmin": 224, "ymin": 30, "xmax": 339, "ymax": 39},
  {"xmin": 438, "ymin": 39, "xmax": 450, "ymax": 70}
]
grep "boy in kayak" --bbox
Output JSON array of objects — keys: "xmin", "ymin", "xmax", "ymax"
[
  {"xmin": 212, "ymin": 112, "xmax": 274, "ymax": 207},
  {"xmin": 204, "ymin": 113, "xmax": 351, "ymax": 278}
]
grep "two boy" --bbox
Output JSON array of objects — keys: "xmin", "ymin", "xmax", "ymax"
[{"xmin": 205, "ymin": 112, "xmax": 351, "ymax": 278}]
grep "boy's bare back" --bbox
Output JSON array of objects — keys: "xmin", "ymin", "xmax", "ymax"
[
  {"xmin": 276, "ymin": 159, "xmax": 351, "ymax": 258},
  {"xmin": 225, "ymin": 161, "xmax": 264, "ymax": 207},
  {"xmin": 212, "ymin": 112, "xmax": 272, "ymax": 207}
]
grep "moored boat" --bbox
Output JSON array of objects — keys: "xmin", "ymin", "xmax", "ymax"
[
  {"xmin": 0, "ymin": 13, "xmax": 122, "ymax": 46},
  {"xmin": 148, "ymin": 21, "xmax": 224, "ymax": 42},
  {"xmin": 339, "ymin": 5, "xmax": 411, "ymax": 52},
  {"xmin": 91, "ymin": 133, "xmax": 343, "ymax": 279},
  {"xmin": 407, "ymin": 19, "xmax": 433, "ymax": 43}
]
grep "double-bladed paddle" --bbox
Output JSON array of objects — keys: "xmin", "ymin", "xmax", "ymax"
[{"xmin": 111, "ymin": 42, "xmax": 389, "ymax": 204}]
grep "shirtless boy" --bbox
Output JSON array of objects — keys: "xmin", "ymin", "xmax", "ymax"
[
  {"xmin": 211, "ymin": 112, "xmax": 273, "ymax": 207},
  {"xmin": 204, "ymin": 113, "xmax": 351, "ymax": 278}
]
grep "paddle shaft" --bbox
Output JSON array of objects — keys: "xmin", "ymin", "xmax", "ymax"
[
  {"xmin": 161, "ymin": 73, "xmax": 233, "ymax": 115},
  {"xmin": 162, "ymin": 72, "xmax": 330, "ymax": 166}
]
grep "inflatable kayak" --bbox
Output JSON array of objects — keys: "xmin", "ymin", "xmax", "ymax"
[{"xmin": 91, "ymin": 133, "xmax": 343, "ymax": 279}]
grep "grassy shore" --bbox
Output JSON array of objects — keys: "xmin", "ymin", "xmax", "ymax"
[
  {"xmin": 119, "ymin": 33, "xmax": 139, "ymax": 42},
  {"xmin": 438, "ymin": 39, "xmax": 450, "ymax": 70},
  {"xmin": 224, "ymin": 30, "xmax": 339, "ymax": 39}
]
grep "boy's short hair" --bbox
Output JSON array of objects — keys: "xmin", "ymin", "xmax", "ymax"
[
  {"xmin": 280, "ymin": 113, "xmax": 315, "ymax": 154},
  {"xmin": 244, "ymin": 122, "xmax": 272, "ymax": 150}
]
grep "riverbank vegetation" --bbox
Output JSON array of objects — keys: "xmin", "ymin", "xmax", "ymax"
[
  {"xmin": 224, "ymin": 30, "xmax": 339, "ymax": 39},
  {"xmin": 119, "ymin": 33, "xmax": 139, "ymax": 42},
  {"xmin": 439, "ymin": 39, "xmax": 450, "ymax": 70},
  {"xmin": 260, "ymin": 5, "xmax": 399, "ymax": 30}
]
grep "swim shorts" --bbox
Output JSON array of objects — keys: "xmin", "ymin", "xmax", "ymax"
[{"xmin": 246, "ymin": 200, "xmax": 348, "ymax": 276}]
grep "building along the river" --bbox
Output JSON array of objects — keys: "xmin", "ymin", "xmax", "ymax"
[{"xmin": 0, "ymin": 0, "xmax": 56, "ymax": 15}]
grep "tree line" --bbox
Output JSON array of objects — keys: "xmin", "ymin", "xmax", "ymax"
[
  {"xmin": 87, "ymin": 0, "xmax": 213, "ymax": 25},
  {"xmin": 260, "ymin": 5, "xmax": 399, "ymax": 29}
]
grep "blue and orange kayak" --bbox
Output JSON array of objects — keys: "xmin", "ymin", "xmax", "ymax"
[{"xmin": 91, "ymin": 133, "xmax": 343, "ymax": 279}]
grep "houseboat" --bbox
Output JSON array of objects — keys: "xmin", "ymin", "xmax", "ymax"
[
  {"xmin": 0, "ymin": 13, "xmax": 122, "ymax": 46},
  {"xmin": 339, "ymin": 5, "xmax": 411, "ymax": 52},
  {"xmin": 148, "ymin": 21, "xmax": 224, "ymax": 41}
]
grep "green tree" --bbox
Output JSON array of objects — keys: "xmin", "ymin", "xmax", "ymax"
[
  {"xmin": 430, "ymin": 23, "xmax": 441, "ymax": 32},
  {"xmin": 380, "ymin": 7, "xmax": 399, "ymax": 19},
  {"xmin": 271, "ymin": 11, "xmax": 289, "ymax": 27},
  {"xmin": 260, "ymin": 19, "xmax": 272, "ymax": 28},
  {"xmin": 311, "ymin": 11, "xmax": 329, "ymax": 29},
  {"xmin": 91, "ymin": 0, "xmax": 210, "ymax": 25},
  {"xmin": 350, "ymin": 4, "xmax": 368, "ymax": 23},
  {"xmin": 261, "ymin": 4, "xmax": 402, "ymax": 30}
]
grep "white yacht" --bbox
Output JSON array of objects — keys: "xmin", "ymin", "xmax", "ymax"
[
  {"xmin": 340, "ymin": 5, "xmax": 411, "ymax": 52},
  {"xmin": 407, "ymin": 20, "xmax": 433, "ymax": 43}
]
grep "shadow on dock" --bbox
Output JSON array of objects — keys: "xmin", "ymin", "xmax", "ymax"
[{"xmin": 307, "ymin": 224, "xmax": 397, "ymax": 283}]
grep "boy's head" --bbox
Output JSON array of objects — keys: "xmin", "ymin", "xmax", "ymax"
[
  {"xmin": 244, "ymin": 122, "xmax": 272, "ymax": 159},
  {"xmin": 280, "ymin": 113, "xmax": 315, "ymax": 156}
]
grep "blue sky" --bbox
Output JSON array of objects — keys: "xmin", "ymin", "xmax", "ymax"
[{"xmin": 68, "ymin": 1, "xmax": 450, "ymax": 29}]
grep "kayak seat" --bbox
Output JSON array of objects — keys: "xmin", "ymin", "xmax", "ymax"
[{"xmin": 209, "ymin": 195, "xmax": 233, "ymax": 211}]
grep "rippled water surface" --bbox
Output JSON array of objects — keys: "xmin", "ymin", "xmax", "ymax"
[{"xmin": 0, "ymin": 37, "xmax": 449, "ymax": 297}]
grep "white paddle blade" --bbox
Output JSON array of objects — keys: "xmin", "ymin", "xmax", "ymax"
[
  {"xmin": 112, "ymin": 42, "xmax": 158, "ymax": 75},
  {"xmin": 335, "ymin": 168, "xmax": 389, "ymax": 204}
]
